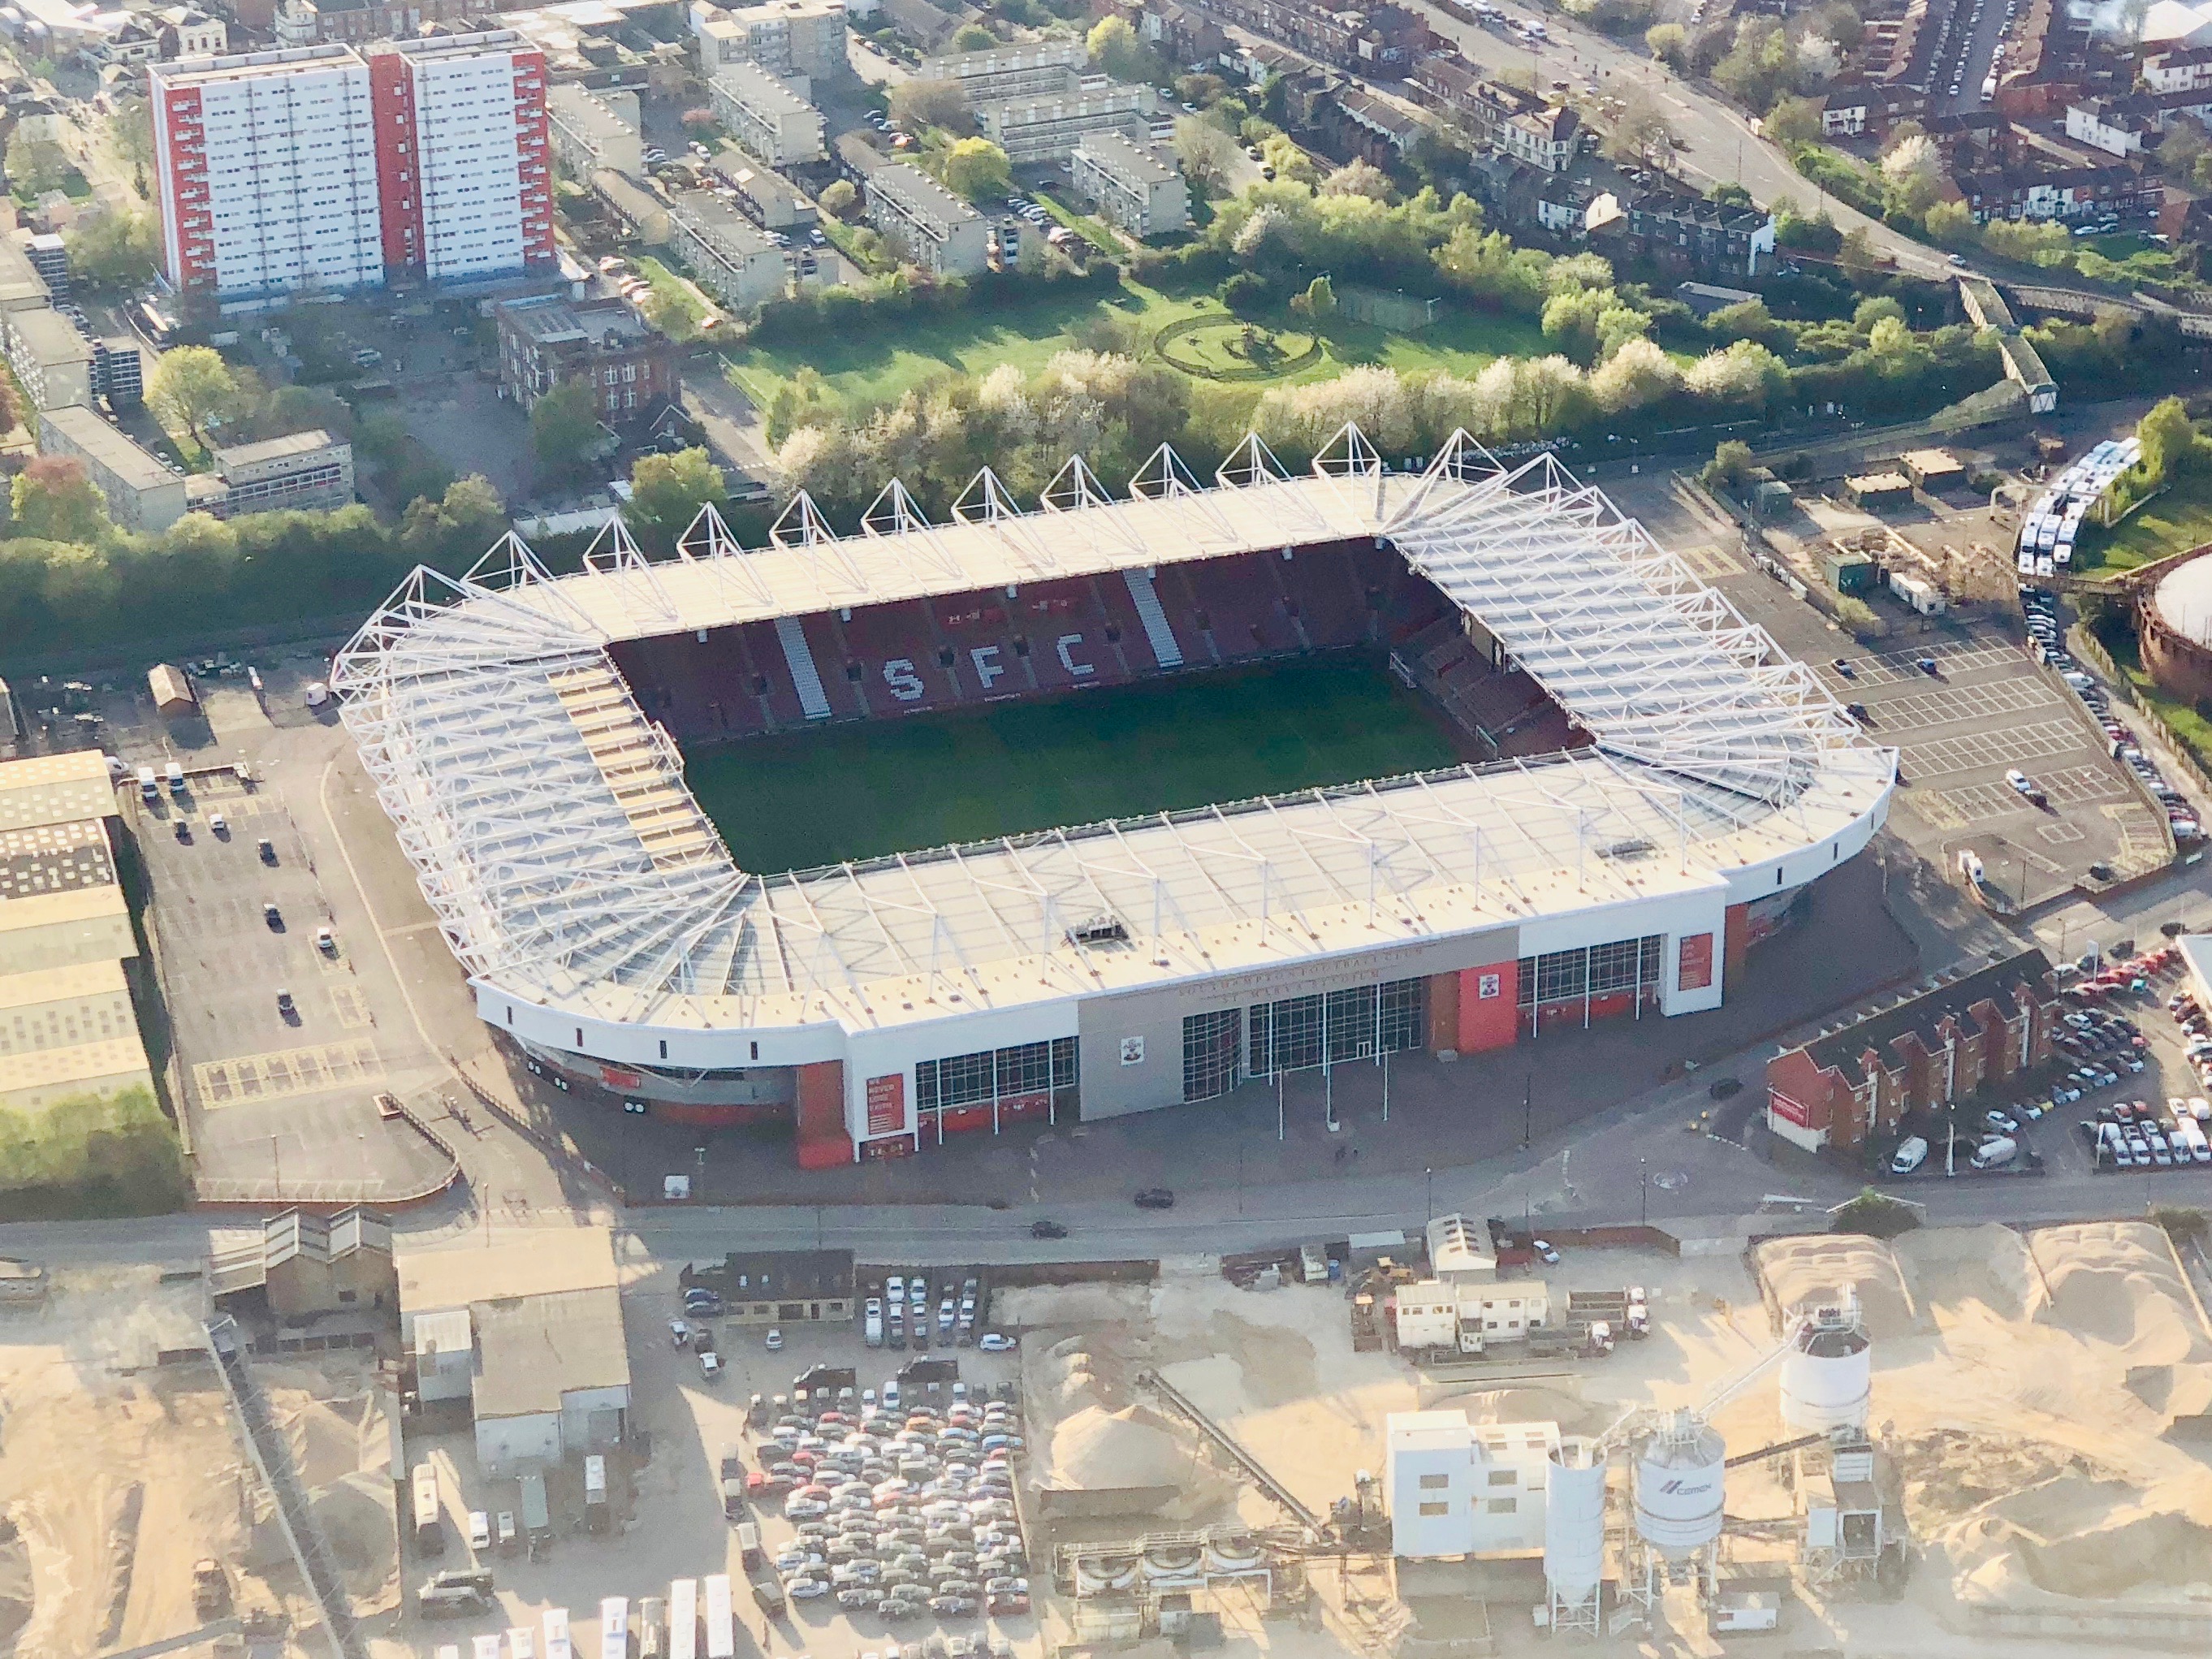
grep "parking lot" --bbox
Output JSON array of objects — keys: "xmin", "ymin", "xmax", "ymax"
[
  {"xmin": 1881, "ymin": 940, "xmax": 2212, "ymax": 1186},
  {"xmin": 115, "ymin": 673, "xmax": 456, "ymax": 1199},
  {"xmin": 1730, "ymin": 588, "xmax": 2164, "ymax": 907},
  {"xmin": 398, "ymin": 1262, "xmax": 1032, "ymax": 1659}
]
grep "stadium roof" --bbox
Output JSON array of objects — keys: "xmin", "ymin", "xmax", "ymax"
[{"xmin": 332, "ymin": 429, "xmax": 1894, "ymax": 1034}]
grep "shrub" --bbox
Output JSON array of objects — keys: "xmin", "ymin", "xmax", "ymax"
[{"xmin": 1833, "ymin": 1186, "xmax": 1920, "ymax": 1238}]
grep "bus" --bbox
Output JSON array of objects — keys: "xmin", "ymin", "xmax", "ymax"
[
  {"xmin": 600, "ymin": 1597, "xmax": 630, "ymax": 1659},
  {"xmin": 668, "ymin": 1579, "xmax": 698, "ymax": 1659},
  {"xmin": 544, "ymin": 1608, "xmax": 572, "ymax": 1659},
  {"xmin": 702, "ymin": 1574, "xmax": 735, "ymax": 1659},
  {"xmin": 411, "ymin": 1464, "xmax": 444, "ymax": 1557}
]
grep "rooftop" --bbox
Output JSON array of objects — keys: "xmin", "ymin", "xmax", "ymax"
[
  {"xmin": 41, "ymin": 405, "xmax": 172, "ymax": 490},
  {"xmin": 0, "ymin": 957, "xmax": 127, "ymax": 1013},
  {"xmin": 9, "ymin": 307, "xmax": 94, "ymax": 367},
  {"xmin": 0, "ymin": 883, "xmax": 130, "ymax": 939},
  {"xmin": 398, "ymin": 1226, "xmax": 620, "ymax": 1315},
  {"xmin": 689, "ymin": 1248, "xmax": 855, "ymax": 1299},
  {"xmin": 472, "ymin": 1284, "xmax": 633, "ymax": 1418},
  {"xmin": 713, "ymin": 59, "xmax": 816, "ymax": 115},
  {"xmin": 0, "ymin": 750, "xmax": 117, "ymax": 832},
  {"xmin": 0, "ymin": 1032, "xmax": 150, "ymax": 1095},
  {"xmin": 214, "ymin": 427, "xmax": 343, "ymax": 472},
  {"xmin": 331, "ymin": 434, "xmax": 1893, "ymax": 1035},
  {"xmin": 0, "ymin": 819, "xmax": 114, "ymax": 901},
  {"xmin": 549, "ymin": 82, "xmax": 640, "ymax": 143},
  {"xmin": 1801, "ymin": 948, "xmax": 2053, "ymax": 1082},
  {"xmin": 668, "ymin": 191, "xmax": 777, "ymax": 257},
  {"xmin": 1076, "ymin": 128, "xmax": 1177, "ymax": 184},
  {"xmin": 869, "ymin": 160, "xmax": 982, "ymax": 227},
  {"xmin": 157, "ymin": 42, "xmax": 361, "ymax": 83},
  {"xmin": 498, "ymin": 292, "xmax": 661, "ymax": 350}
]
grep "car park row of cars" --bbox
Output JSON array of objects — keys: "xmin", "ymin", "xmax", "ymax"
[
  {"xmin": 758, "ymin": 1389, "xmax": 1033, "ymax": 1622},
  {"xmin": 2022, "ymin": 588, "xmax": 2203, "ymax": 841},
  {"xmin": 867, "ymin": 1272, "xmax": 1004, "ymax": 1353},
  {"xmin": 2079, "ymin": 1095, "xmax": 2212, "ymax": 1169}
]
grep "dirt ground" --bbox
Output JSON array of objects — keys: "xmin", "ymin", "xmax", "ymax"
[
  {"xmin": 0, "ymin": 1267, "xmax": 396, "ymax": 1659},
  {"xmin": 1008, "ymin": 1223, "xmax": 2212, "ymax": 1658}
]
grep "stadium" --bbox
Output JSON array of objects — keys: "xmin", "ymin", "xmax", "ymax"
[{"xmin": 332, "ymin": 429, "xmax": 1896, "ymax": 1168}]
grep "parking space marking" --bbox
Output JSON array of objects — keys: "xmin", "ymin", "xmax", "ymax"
[
  {"xmin": 1922, "ymin": 782, "xmax": 2035, "ymax": 825},
  {"xmin": 2037, "ymin": 821, "xmax": 2087, "ymax": 845},
  {"xmin": 1866, "ymin": 679, "xmax": 2061, "ymax": 728},
  {"xmin": 1903, "ymin": 719, "xmax": 2089, "ymax": 777},
  {"xmin": 1674, "ymin": 542, "xmax": 1744, "ymax": 580},
  {"xmin": 328, "ymin": 983, "xmax": 374, "ymax": 1029},
  {"xmin": 1841, "ymin": 642, "xmax": 2027, "ymax": 687},
  {"xmin": 193, "ymin": 1039, "xmax": 382, "ymax": 1108},
  {"xmin": 2033, "ymin": 763, "xmax": 2133, "ymax": 806}
]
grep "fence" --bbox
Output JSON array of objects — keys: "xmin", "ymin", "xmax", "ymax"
[{"xmin": 1337, "ymin": 285, "xmax": 1439, "ymax": 331}]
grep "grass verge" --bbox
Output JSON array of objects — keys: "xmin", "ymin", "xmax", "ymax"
[{"xmin": 2078, "ymin": 473, "xmax": 2212, "ymax": 576}]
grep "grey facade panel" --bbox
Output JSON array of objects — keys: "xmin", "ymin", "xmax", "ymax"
[{"xmin": 1074, "ymin": 924, "xmax": 1519, "ymax": 1118}]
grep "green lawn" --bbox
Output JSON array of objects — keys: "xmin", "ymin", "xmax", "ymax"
[
  {"xmin": 635, "ymin": 255, "xmax": 706, "ymax": 338},
  {"xmin": 720, "ymin": 277, "xmax": 1551, "ymax": 419},
  {"xmin": 2077, "ymin": 473, "xmax": 2212, "ymax": 575},
  {"xmin": 683, "ymin": 655, "xmax": 1462, "ymax": 872}
]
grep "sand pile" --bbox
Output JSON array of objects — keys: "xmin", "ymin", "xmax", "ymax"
[
  {"xmin": 1756, "ymin": 1234, "xmax": 1918, "ymax": 1338},
  {"xmin": 2005, "ymin": 1506, "xmax": 2212, "ymax": 1599},
  {"xmin": 309, "ymin": 1471, "xmax": 399, "ymax": 1614},
  {"xmin": 2029, "ymin": 1221, "xmax": 2210, "ymax": 1363},
  {"xmin": 1047, "ymin": 1404, "xmax": 1190, "ymax": 1490},
  {"xmin": 1894, "ymin": 1224, "xmax": 2045, "ymax": 1323}
]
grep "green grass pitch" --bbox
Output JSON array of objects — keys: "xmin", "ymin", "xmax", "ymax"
[{"xmin": 681, "ymin": 655, "xmax": 1468, "ymax": 874}]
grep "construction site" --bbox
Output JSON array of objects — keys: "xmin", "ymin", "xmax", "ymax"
[
  {"xmin": 0, "ymin": 1260, "xmax": 400, "ymax": 1659},
  {"xmin": 994, "ymin": 1214, "xmax": 2212, "ymax": 1656}
]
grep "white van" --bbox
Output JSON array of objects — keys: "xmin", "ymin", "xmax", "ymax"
[
  {"xmin": 1971, "ymin": 1136, "xmax": 2017, "ymax": 1169},
  {"xmin": 1888, "ymin": 1135, "xmax": 1928, "ymax": 1175}
]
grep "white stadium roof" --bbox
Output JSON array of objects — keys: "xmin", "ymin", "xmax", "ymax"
[{"xmin": 333, "ymin": 429, "xmax": 1894, "ymax": 1035}]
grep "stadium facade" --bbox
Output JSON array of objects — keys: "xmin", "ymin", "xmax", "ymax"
[{"xmin": 333, "ymin": 430, "xmax": 1895, "ymax": 1166}]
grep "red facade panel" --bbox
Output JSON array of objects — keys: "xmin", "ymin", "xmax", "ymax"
[
  {"xmin": 369, "ymin": 52, "xmax": 424, "ymax": 278},
  {"xmin": 511, "ymin": 50, "xmax": 556, "ymax": 269},
  {"xmin": 1458, "ymin": 961, "xmax": 1518, "ymax": 1053}
]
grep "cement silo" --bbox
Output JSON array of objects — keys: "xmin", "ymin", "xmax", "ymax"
[
  {"xmin": 1779, "ymin": 1303, "xmax": 1873, "ymax": 1436},
  {"xmin": 1544, "ymin": 1436, "xmax": 1608, "ymax": 1636},
  {"xmin": 1631, "ymin": 1411, "xmax": 1726, "ymax": 1561}
]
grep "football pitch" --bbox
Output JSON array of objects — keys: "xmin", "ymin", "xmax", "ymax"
[{"xmin": 683, "ymin": 655, "xmax": 1467, "ymax": 873}]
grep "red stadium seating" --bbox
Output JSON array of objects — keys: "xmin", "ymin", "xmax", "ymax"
[{"xmin": 605, "ymin": 542, "xmax": 1579, "ymax": 768}]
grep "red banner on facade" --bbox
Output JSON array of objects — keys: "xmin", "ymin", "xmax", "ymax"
[
  {"xmin": 600, "ymin": 1065, "xmax": 641, "ymax": 1090},
  {"xmin": 1678, "ymin": 933, "xmax": 1714, "ymax": 992},
  {"xmin": 1768, "ymin": 1089, "xmax": 1812, "ymax": 1129},
  {"xmin": 866, "ymin": 1073, "xmax": 906, "ymax": 1135}
]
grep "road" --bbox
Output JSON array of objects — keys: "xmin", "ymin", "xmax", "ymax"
[{"xmin": 1397, "ymin": 0, "xmax": 1951, "ymax": 278}]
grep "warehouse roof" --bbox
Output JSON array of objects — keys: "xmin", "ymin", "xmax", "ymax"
[
  {"xmin": 0, "ymin": 750, "xmax": 115, "ymax": 833},
  {"xmin": 472, "ymin": 1285, "xmax": 632, "ymax": 1418},
  {"xmin": 41, "ymin": 404, "xmax": 174, "ymax": 490},
  {"xmin": 398, "ymin": 1227, "xmax": 620, "ymax": 1316},
  {"xmin": 0, "ymin": 1031, "xmax": 150, "ymax": 1095},
  {"xmin": 0, "ymin": 957, "xmax": 127, "ymax": 1013}
]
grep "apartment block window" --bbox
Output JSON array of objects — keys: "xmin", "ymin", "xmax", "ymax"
[
  {"xmin": 1486, "ymin": 1497, "xmax": 1518, "ymax": 1514},
  {"xmin": 1487, "ymin": 1469, "xmax": 1517, "ymax": 1487},
  {"xmin": 1418, "ymin": 1473, "xmax": 1449, "ymax": 1490},
  {"xmin": 1418, "ymin": 1501, "xmax": 1449, "ymax": 1518}
]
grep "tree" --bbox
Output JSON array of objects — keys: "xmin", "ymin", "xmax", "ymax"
[
  {"xmin": 626, "ymin": 447, "xmax": 727, "ymax": 547},
  {"xmin": 147, "ymin": 346, "xmax": 243, "ymax": 449},
  {"xmin": 1290, "ymin": 274, "xmax": 1337, "ymax": 319},
  {"xmin": 819, "ymin": 179, "xmax": 858, "ymax": 220},
  {"xmin": 1603, "ymin": 93, "xmax": 1678, "ymax": 168},
  {"xmin": 1765, "ymin": 94, "xmax": 1825, "ymax": 148},
  {"xmin": 1702, "ymin": 439, "xmax": 1754, "ymax": 490},
  {"xmin": 1645, "ymin": 20, "xmax": 1688, "ymax": 67},
  {"xmin": 2162, "ymin": 116, "xmax": 2208, "ymax": 181},
  {"xmin": 1795, "ymin": 32, "xmax": 1841, "ymax": 80},
  {"xmin": 1833, "ymin": 1186, "xmax": 1920, "ymax": 1238},
  {"xmin": 11, "ymin": 456, "xmax": 110, "ymax": 543},
  {"xmin": 1087, "ymin": 15, "xmax": 1150, "ymax": 80},
  {"xmin": 4, "ymin": 131, "xmax": 68, "ymax": 194},
  {"xmin": 1260, "ymin": 133, "xmax": 1317, "ymax": 185},
  {"xmin": 1880, "ymin": 132, "xmax": 1944, "ymax": 214},
  {"xmin": 1172, "ymin": 115, "xmax": 1238, "ymax": 194},
  {"xmin": 529, "ymin": 379, "xmax": 601, "ymax": 480},
  {"xmin": 63, "ymin": 210, "xmax": 158, "ymax": 289},
  {"xmin": 1713, "ymin": 17, "xmax": 1794, "ymax": 112},
  {"xmin": 1320, "ymin": 159, "xmax": 1392, "ymax": 200},
  {"xmin": 941, "ymin": 136, "xmax": 1011, "ymax": 203},
  {"xmin": 1924, "ymin": 199, "xmax": 1975, "ymax": 244},
  {"xmin": 1838, "ymin": 225, "xmax": 1882, "ymax": 277},
  {"xmin": 1852, "ymin": 295, "xmax": 1906, "ymax": 331},
  {"xmin": 2139, "ymin": 395, "xmax": 2206, "ymax": 484},
  {"xmin": 400, "ymin": 473, "xmax": 506, "ymax": 557},
  {"xmin": 887, "ymin": 79, "xmax": 967, "ymax": 133},
  {"xmin": 951, "ymin": 21, "xmax": 996, "ymax": 49}
]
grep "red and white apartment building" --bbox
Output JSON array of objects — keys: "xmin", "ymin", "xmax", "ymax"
[{"xmin": 150, "ymin": 32, "xmax": 555, "ymax": 300}]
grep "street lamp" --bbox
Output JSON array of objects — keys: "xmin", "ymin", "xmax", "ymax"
[
  {"xmin": 1522, "ymin": 1071, "xmax": 1534, "ymax": 1150},
  {"xmin": 1425, "ymin": 1166, "xmax": 1434, "ymax": 1224},
  {"xmin": 1640, "ymin": 1156, "xmax": 1648, "ymax": 1227}
]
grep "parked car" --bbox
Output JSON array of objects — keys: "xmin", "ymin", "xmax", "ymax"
[
  {"xmin": 1889, "ymin": 1135, "xmax": 1929, "ymax": 1174},
  {"xmin": 1134, "ymin": 1188, "xmax": 1175, "ymax": 1209}
]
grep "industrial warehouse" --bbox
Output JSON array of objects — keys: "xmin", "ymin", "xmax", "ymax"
[{"xmin": 331, "ymin": 430, "xmax": 1895, "ymax": 1166}]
